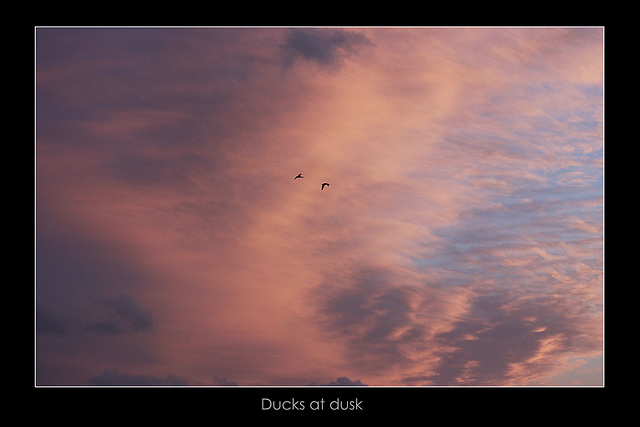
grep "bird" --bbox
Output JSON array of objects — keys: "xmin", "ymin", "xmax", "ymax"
[
  {"xmin": 321, "ymin": 182, "xmax": 330, "ymax": 190},
  {"xmin": 294, "ymin": 173, "xmax": 304, "ymax": 179}
]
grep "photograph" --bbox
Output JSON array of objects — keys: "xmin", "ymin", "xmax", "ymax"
[{"xmin": 35, "ymin": 26, "xmax": 604, "ymax": 391}]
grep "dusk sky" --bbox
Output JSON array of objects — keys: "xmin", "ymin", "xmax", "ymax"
[{"xmin": 35, "ymin": 27, "xmax": 604, "ymax": 386}]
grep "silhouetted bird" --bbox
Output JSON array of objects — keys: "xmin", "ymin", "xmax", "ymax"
[
  {"xmin": 294, "ymin": 173, "xmax": 303, "ymax": 179},
  {"xmin": 321, "ymin": 182, "xmax": 330, "ymax": 190}
]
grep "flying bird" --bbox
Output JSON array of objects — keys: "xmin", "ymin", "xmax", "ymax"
[
  {"xmin": 294, "ymin": 173, "xmax": 304, "ymax": 179},
  {"xmin": 321, "ymin": 182, "xmax": 330, "ymax": 190}
]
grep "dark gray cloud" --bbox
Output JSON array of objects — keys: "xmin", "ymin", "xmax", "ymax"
[
  {"xmin": 90, "ymin": 369, "xmax": 188, "ymax": 386},
  {"xmin": 328, "ymin": 376, "xmax": 367, "ymax": 386},
  {"xmin": 403, "ymin": 290, "xmax": 600, "ymax": 385},
  {"xmin": 35, "ymin": 223, "xmax": 150, "ymax": 302},
  {"xmin": 316, "ymin": 267, "xmax": 428, "ymax": 375},
  {"xmin": 212, "ymin": 376, "xmax": 238, "ymax": 386},
  {"xmin": 36, "ymin": 227, "xmax": 155, "ymax": 339},
  {"xmin": 88, "ymin": 294, "xmax": 154, "ymax": 334},
  {"xmin": 308, "ymin": 376, "xmax": 367, "ymax": 386},
  {"xmin": 36, "ymin": 305, "xmax": 67, "ymax": 335},
  {"xmin": 428, "ymin": 316, "xmax": 541, "ymax": 385},
  {"xmin": 281, "ymin": 28, "xmax": 372, "ymax": 69}
]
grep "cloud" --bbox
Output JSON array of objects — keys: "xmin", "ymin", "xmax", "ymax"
[
  {"xmin": 86, "ymin": 321, "xmax": 126, "ymax": 335},
  {"xmin": 89, "ymin": 369, "xmax": 188, "ymax": 386},
  {"xmin": 107, "ymin": 152, "xmax": 210, "ymax": 189},
  {"xmin": 36, "ymin": 305, "xmax": 67, "ymax": 335},
  {"xmin": 314, "ymin": 266, "xmax": 473, "ymax": 381},
  {"xmin": 281, "ymin": 28, "xmax": 372, "ymax": 69},
  {"xmin": 212, "ymin": 376, "xmax": 238, "ymax": 386},
  {"xmin": 429, "ymin": 299, "xmax": 547, "ymax": 384},
  {"xmin": 88, "ymin": 294, "xmax": 154, "ymax": 334},
  {"xmin": 408, "ymin": 289, "xmax": 603, "ymax": 385},
  {"xmin": 328, "ymin": 376, "xmax": 367, "ymax": 386},
  {"xmin": 309, "ymin": 376, "xmax": 367, "ymax": 386}
]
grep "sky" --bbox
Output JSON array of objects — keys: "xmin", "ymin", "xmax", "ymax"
[{"xmin": 35, "ymin": 27, "xmax": 604, "ymax": 386}]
